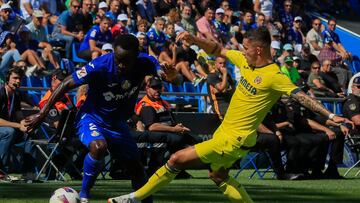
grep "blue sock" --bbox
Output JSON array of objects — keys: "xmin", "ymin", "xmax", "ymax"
[{"xmin": 80, "ymin": 153, "xmax": 103, "ymax": 198}]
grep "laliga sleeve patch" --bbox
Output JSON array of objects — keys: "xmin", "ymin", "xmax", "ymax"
[
  {"xmin": 90, "ymin": 30, "xmax": 97, "ymax": 38},
  {"xmin": 76, "ymin": 67, "xmax": 88, "ymax": 79}
]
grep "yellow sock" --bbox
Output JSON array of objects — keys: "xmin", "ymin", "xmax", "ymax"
[
  {"xmin": 134, "ymin": 163, "xmax": 180, "ymax": 200},
  {"xmin": 218, "ymin": 176, "xmax": 254, "ymax": 203}
]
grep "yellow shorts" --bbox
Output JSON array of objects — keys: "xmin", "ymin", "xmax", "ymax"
[{"xmin": 194, "ymin": 128, "xmax": 256, "ymax": 171}]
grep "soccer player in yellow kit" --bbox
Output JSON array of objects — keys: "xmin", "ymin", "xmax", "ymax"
[{"xmin": 109, "ymin": 28, "xmax": 352, "ymax": 203}]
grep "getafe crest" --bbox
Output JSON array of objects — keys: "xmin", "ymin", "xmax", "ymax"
[{"xmin": 122, "ymin": 80, "xmax": 131, "ymax": 90}]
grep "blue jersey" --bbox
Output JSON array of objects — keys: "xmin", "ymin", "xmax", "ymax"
[
  {"xmin": 72, "ymin": 53, "xmax": 160, "ymax": 129},
  {"xmin": 286, "ymin": 27, "xmax": 303, "ymax": 45},
  {"xmin": 79, "ymin": 25, "xmax": 113, "ymax": 52},
  {"xmin": 322, "ymin": 29, "xmax": 341, "ymax": 44},
  {"xmin": 146, "ymin": 27, "xmax": 166, "ymax": 53}
]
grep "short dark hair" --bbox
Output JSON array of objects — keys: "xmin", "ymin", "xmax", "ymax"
[
  {"xmin": 6, "ymin": 67, "xmax": 24, "ymax": 83},
  {"xmin": 243, "ymin": 27, "xmax": 271, "ymax": 47},
  {"xmin": 328, "ymin": 18, "xmax": 336, "ymax": 24},
  {"xmin": 100, "ymin": 16, "xmax": 112, "ymax": 22},
  {"xmin": 113, "ymin": 34, "xmax": 139, "ymax": 53}
]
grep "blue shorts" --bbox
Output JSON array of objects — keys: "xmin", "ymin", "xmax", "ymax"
[{"xmin": 76, "ymin": 113, "xmax": 139, "ymax": 159}]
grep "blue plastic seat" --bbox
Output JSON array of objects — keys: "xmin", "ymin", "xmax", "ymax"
[{"xmin": 71, "ymin": 42, "xmax": 87, "ymax": 64}]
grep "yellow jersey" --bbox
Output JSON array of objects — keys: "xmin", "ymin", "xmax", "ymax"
[{"xmin": 218, "ymin": 50, "xmax": 298, "ymax": 142}]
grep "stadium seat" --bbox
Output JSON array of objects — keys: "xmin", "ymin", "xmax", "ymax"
[
  {"xmin": 71, "ymin": 42, "xmax": 87, "ymax": 64},
  {"xmin": 350, "ymin": 56, "xmax": 360, "ymax": 74},
  {"xmin": 198, "ymin": 82, "xmax": 210, "ymax": 113},
  {"xmin": 183, "ymin": 81, "xmax": 200, "ymax": 105}
]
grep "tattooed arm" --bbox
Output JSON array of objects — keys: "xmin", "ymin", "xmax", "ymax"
[{"xmin": 291, "ymin": 91, "xmax": 351, "ymax": 124}]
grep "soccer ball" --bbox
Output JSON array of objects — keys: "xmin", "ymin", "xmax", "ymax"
[{"xmin": 49, "ymin": 187, "xmax": 80, "ymax": 203}]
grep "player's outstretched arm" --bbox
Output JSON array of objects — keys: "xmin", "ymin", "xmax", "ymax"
[
  {"xmin": 25, "ymin": 75, "xmax": 78, "ymax": 132},
  {"xmin": 176, "ymin": 31, "xmax": 228, "ymax": 57},
  {"xmin": 291, "ymin": 91, "xmax": 354, "ymax": 126}
]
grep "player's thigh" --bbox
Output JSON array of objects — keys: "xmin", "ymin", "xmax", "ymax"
[
  {"xmin": 168, "ymin": 146, "xmax": 205, "ymax": 170},
  {"xmin": 209, "ymin": 167, "xmax": 230, "ymax": 185},
  {"xmin": 76, "ymin": 118, "xmax": 106, "ymax": 148}
]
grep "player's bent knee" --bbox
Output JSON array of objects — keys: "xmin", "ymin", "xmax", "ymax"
[{"xmin": 167, "ymin": 152, "xmax": 185, "ymax": 169}]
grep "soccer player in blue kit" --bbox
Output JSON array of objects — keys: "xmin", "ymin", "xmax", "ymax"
[{"xmin": 26, "ymin": 34, "xmax": 159, "ymax": 203}]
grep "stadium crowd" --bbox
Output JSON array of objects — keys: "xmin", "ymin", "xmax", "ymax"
[{"xmin": 0, "ymin": 0, "xmax": 359, "ymax": 191}]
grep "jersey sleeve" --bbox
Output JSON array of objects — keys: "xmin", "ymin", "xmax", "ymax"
[
  {"xmin": 71, "ymin": 54, "xmax": 112, "ymax": 85},
  {"xmin": 271, "ymin": 71, "xmax": 299, "ymax": 95},
  {"xmin": 89, "ymin": 28, "xmax": 97, "ymax": 41},
  {"xmin": 225, "ymin": 50, "xmax": 247, "ymax": 70}
]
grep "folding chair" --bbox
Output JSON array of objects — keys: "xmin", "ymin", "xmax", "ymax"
[
  {"xmin": 31, "ymin": 109, "xmax": 77, "ymax": 181},
  {"xmin": 343, "ymin": 133, "xmax": 360, "ymax": 176},
  {"xmin": 234, "ymin": 151, "xmax": 275, "ymax": 179}
]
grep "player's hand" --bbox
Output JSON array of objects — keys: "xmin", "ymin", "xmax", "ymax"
[
  {"xmin": 25, "ymin": 112, "xmax": 46, "ymax": 133},
  {"xmin": 176, "ymin": 31, "xmax": 194, "ymax": 44}
]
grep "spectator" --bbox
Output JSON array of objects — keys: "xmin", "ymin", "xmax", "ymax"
[
  {"xmin": 0, "ymin": 3, "xmax": 12, "ymax": 32},
  {"xmin": 164, "ymin": 22, "xmax": 175, "ymax": 42},
  {"xmin": 135, "ymin": 76, "xmax": 196, "ymax": 152},
  {"xmin": 0, "ymin": 67, "xmax": 34, "ymax": 179},
  {"xmin": 79, "ymin": 16, "xmax": 113, "ymax": 61},
  {"xmin": 270, "ymin": 40, "xmax": 281, "ymax": 64},
  {"xmin": 286, "ymin": 16, "xmax": 305, "ymax": 51},
  {"xmin": 297, "ymin": 43, "xmax": 318, "ymax": 78},
  {"xmin": 307, "ymin": 61, "xmax": 339, "ymax": 97},
  {"xmin": 196, "ymin": 7, "xmax": 219, "ymax": 43},
  {"xmin": 306, "ymin": 18, "xmax": 324, "ymax": 57},
  {"xmin": 176, "ymin": 39, "xmax": 206, "ymax": 84},
  {"xmin": 207, "ymin": 56, "xmax": 235, "ymax": 120},
  {"xmin": 52, "ymin": 0, "xmax": 84, "ymax": 59},
  {"xmin": 180, "ymin": 4, "xmax": 197, "ymax": 36},
  {"xmin": 277, "ymin": 43, "xmax": 294, "ymax": 65},
  {"xmin": 106, "ymin": 0, "xmax": 120, "ymax": 23},
  {"xmin": 16, "ymin": 27, "xmax": 51, "ymax": 76},
  {"xmin": 136, "ymin": 32, "xmax": 148, "ymax": 54},
  {"xmin": 136, "ymin": 19, "xmax": 148, "ymax": 34},
  {"xmin": 147, "ymin": 17, "xmax": 166, "ymax": 56},
  {"xmin": 318, "ymin": 59, "xmax": 345, "ymax": 97},
  {"xmin": 322, "ymin": 18, "xmax": 351, "ymax": 60},
  {"xmin": 166, "ymin": 8, "xmax": 184, "ymax": 35},
  {"xmin": 155, "ymin": 0, "xmax": 176, "ymax": 17},
  {"xmin": 280, "ymin": 56, "xmax": 301, "ymax": 85},
  {"xmin": 213, "ymin": 8, "xmax": 229, "ymax": 44},
  {"xmin": 279, "ymin": 0, "xmax": 294, "ymax": 31},
  {"xmin": 93, "ymin": 1, "xmax": 108, "ymax": 25},
  {"xmin": 39, "ymin": 69, "xmax": 73, "ymax": 127},
  {"xmin": 343, "ymin": 76, "xmax": 360, "ymax": 129},
  {"xmin": 0, "ymin": 32, "xmax": 21, "ymax": 79},
  {"xmin": 241, "ymin": 11, "xmax": 256, "ymax": 33},
  {"xmin": 253, "ymin": 0, "xmax": 273, "ymax": 22},
  {"xmin": 255, "ymin": 12, "xmax": 266, "ymax": 28},
  {"xmin": 111, "ymin": 14, "xmax": 129, "ymax": 39},
  {"xmin": 26, "ymin": 10, "xmax": 60, "ymax": 69},
  {"xmin": 136, "ymin": 0, "xmax": 156, "ymax": 23},
  {"xmin": 318, "ymin": 37, "xmax": 351, "ymax": 86},
  {"xmin": 20, "ymin": 0, "xmax": 41, "ymax": 22},
  {"xmin": 79, "ymin": 0, "xmax": 94, "ymax": 33}
]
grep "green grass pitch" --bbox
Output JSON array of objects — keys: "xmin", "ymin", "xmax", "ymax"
[{"xmin": 0, "ymin": 169, "xmax": 360, "ymax": 203}]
